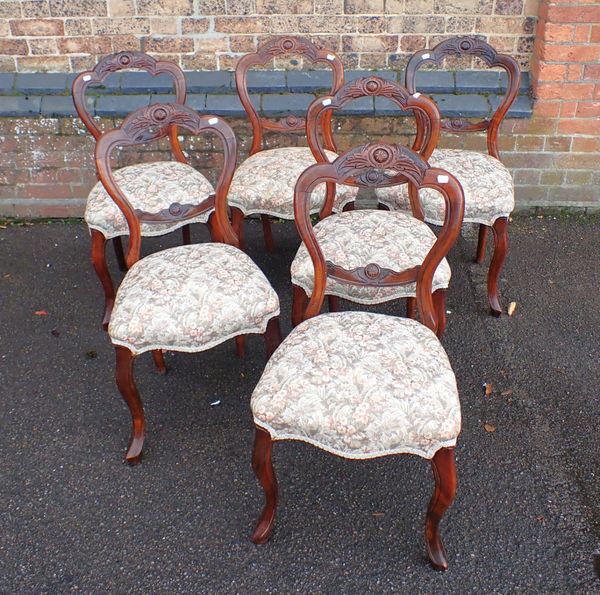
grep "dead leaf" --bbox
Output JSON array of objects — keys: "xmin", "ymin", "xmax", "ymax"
[
  {"xmin": 372, "ymin": 512, "xmax": 384, "ymax": 517},
  {"xmin": 483, "ymin": 422, "xmax": 496, "ymax": 433},
  {"xmin": 85, "ymin": 350, "xmax": 97, "ymax": 359},
  {"xmin": 500, "ymin": 389, "xmax": 513, "ymax": 397},
  {"xmin": 536, "ymin": 515, "xmax": 545, "ymax": 523},
  {"xmin": 34, "ymin": 310, "xmax": 48, "ymax": 316},
  {"xmin": 508, "ymin": 302, "xmax": 517, "ymax": 316},
  {"xmin": 483, "ymin": 382, "xmax": 493, "ymax": 396}
]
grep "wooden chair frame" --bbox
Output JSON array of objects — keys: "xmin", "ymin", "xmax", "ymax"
[
  {"xmin": 96, "ymin": 103, "xmax": 282, "ymax": 463},
  {"xmin": 405, "ymin": 36, "xmax": 521, "ymax": 316},
  {"xmin": 252, "ymin": 143, "xmax": 464, "ymax": 570},
  {"xmin": 232, "ymin": 36, "xmax": 344, "ymax": 251},
  {"xmin": 72, "ymin": 52, "xmax": 192, "ymax": 325}
]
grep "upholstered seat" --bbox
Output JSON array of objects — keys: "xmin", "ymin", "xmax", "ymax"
[
  {"xmin": 252, "ymin": 311, "xmax": 460, "ymax": 459},
  {"xmin": 291, "ymin": 210, "xmax": 451, "ymax": 304},
  {"xmin": 375, "ymin": 148, "xmax": 514, "ymax": 227},
  {"xmin": 227, "ymin": 147, "xmax": 358, "ymax": 218},
  {"xmin": 85, "ymin": 161, "xmax": 214, "ymax": 239},
  {"xmin": 109, "ymin": 243, "xmax": 280, "ymax": 355}
]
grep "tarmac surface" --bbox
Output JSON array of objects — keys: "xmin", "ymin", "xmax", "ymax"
[{"xmin": 1, "ymin": 215, "xmax": 599, "ymax": 593}]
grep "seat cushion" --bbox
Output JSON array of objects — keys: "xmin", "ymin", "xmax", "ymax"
[
  {"xmin": 290, "ymin": 210, "xmax": 451, "ymax": 304},
  {"xmin": 85, "ymin": 161, "xmax": 215, "ymax": 239},
  {"xmin": 252, "ymin": 312, "xmax": 460, "ymax": 460},
  {"xmin": 375, "ymin": 148, "xmax": 514, "ymax": 226},
  {"xmin": 227, "ymin": 147, "xmax": 358, "ymax": 218},
  {"xmin": 109, "ymin": 243, "xmax": 280, "ymax": 354}
]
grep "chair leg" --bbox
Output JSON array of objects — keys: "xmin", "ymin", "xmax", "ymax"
[
  {"xmin": 251, "ymin": 426, "xmax": 278, "ymax": 544},
  {"xmin": 112, "ymin": 236, "xmax": 127, "ymax": 272},
  {"xmin": 432, "ymin": 289, "xmax": 447, "ymax": 338},
  {"xmin": 328, "ymin": 295, "xmax": 339, "ymax": 313},
  {"xmin": 261, "ymin": 215, "xmax": 275, "ymax": 254},
  {"xmin": 292, "ymin": 285, "xmax": 309, "ymax": 328},
  {"xmin": 488, "ymin": 217, "xmax": 509, "ymax": 317},
  {"xmin": 231, "ymin": 207, "xmax": 246, "ymax": 251},
  {"xmin": 152, "ymin": 350, "xmax": 167, "ymax": 375},
  {"xmin": 475, "ymin": 224, "xmax": 488, "ymax": 264},
  {"xmin": 91, "ymin": 230, "xmax": 116, "ymax": 331},
  {"xmin": 264, "ymin": 317, "xmax": 282, "ymax": 359},
  {"xmin": 182, "ymin": 224, "xmax": 191, "ymax": 245},
  {"xmin": 115, "ymin": 345, "xmax": 145, "ymax": 465},
  {"xmin": 235, "ymin": 336, "xmax": 246, "ymax": 358},
  {"xmin": 425, "ymin": 447, "xmax": 457, "ymax": 571},
  {"xmin": 406, "ymin": 297, "xmax": 417, "ymax": 319}
]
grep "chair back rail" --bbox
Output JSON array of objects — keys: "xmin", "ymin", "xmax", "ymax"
[
  {"xmin": 235, "ymin": 36, "xmax": 344, "ymax": 155},
  {"xmin": 404, "ymin": 36, "xmax": 521, "ymax": 159},
  {"xmin": 95, "ymin": 103, "xmax": 238, "ymax": 267},
  {"xmin": 294, "ymin": 143, "xmax": 464, "ymax": 334},
  {"xmin": 72, "ymin": 51, "xmax": 188, "ymax": 162}
]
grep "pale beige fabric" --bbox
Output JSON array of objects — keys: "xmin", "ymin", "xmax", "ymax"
[
  {"xmin": 86, "ymin": 161, "xmax": 214, "ymax": 239},
  {"xmin": 291, "ymin": 210, "xmax": 451, "ymax": 304},
  {"xmin": 375, "ymin": 148, "xmax": 514, "ymax": 226},
  {"xmin": 252, "ymin": 312, "xmax": 461, "ymax": 460},
  {"xmin": 227, "ymin": 147, "xmax": 358, "ymax": 218},
  {"xmin": 109, "ymin": 243, "xmax": 280, "ymax": 354}
]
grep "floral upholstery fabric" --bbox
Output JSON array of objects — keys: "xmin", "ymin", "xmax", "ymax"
[
  {"xmin": 252, "ymin": 312, "xmax": 461, "ymax": 460},
  {"xmin": 109, "ymin": 243, "xmax": 280, "ymax": 355},
  {"xmin": 375, "ymin": 149, "xmax": 514, "ymax": 226},
  {"xmin": 86, "ymin": 161, "xmax": 215, "ymax": 239},
  {"xmin": 227, "ymin": 147, "xmax": 358, "ymax": 218},
  {"xmin": 290, "ymin": 210, "xmax": 451, "ymax": 304}
]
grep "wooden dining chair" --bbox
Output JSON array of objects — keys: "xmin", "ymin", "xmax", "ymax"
[
  {"xmin": 72, "ymin": 51, "xmax": 212, "ymax": 329},
  {"xmin": 95, "ymin": 103, "xmax": 282, "ymax": 464},
  {"xmin": 293, "ymin": 76, "xmax": 450, "ymax": 333},
  {"xmin": 250, "ymin": 143, "xmax": 464, "ymax": 570},
  {"xmin": 375, "ymin": 36, "xmax": 521, "ymax": 316},
  {"xmin": 228, "ymin": 36, "xmax": 358, "ymax": 252}
]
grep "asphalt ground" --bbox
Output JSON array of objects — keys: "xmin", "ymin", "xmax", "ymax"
[{"xmin": 1, "ymin": 215, "xmax": 599, "ymax": 593}]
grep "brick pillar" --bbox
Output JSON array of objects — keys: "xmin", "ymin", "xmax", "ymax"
[{"xmin": 522, "ymin": 0, "xmax": 600, "ymax": 206}]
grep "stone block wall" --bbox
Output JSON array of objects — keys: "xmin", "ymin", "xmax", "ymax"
[{"xmin": 0, "ymin": 0, "xmax": 537, "ymax": 71}]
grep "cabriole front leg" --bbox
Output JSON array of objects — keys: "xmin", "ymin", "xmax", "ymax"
[
  {"xmin": 91, "ymin": 229, "xmax": 116, "ymax": 331},
  {"xmin": 425, "ymin": 447, "xmax": 457, "ymax": 571},
  {"xmin": 251, "ymin": 426, "xmax": 278, "ymax": 544},
  {"xmin": 115, "ymin": 345, "xmax": 145, "ymax": 465},
  {"xmin": 488, "ymin": 217, "xmax": 509, "ymax": 317}
]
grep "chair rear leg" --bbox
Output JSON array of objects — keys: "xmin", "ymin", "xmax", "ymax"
[
  {"xmin": 231, "ymin": 207, "xmax": 246, "ymax": 251},
  {"xmin": 152, "ymin": 350, "xmax": 167, "ymax": 374},
  {"xmin": 425, "ymin": 447, "xmax": 457, "ymax": 571},
  {"xmin": 432, "ymin": 289, "xmax": 447, "ymax": 338},
  {"xmin": 264, "ymin": 317, "xmax": 282, "ymax": 359},
  {"xmin": 292, "ymin": 285, "xmax": 309, "ymax": 327},
  {"xmin": 261, "ymin": 215, "xmax": 275, "ymax": 253},
  {"xmin": 406, "ymin": 297, "xmax": 417, "ymax": 319},
  {"xmin": 251, "ymin": 426, "xmax": 278, "ymax": 544},
  {"xmin": 475, "ymin": 224, "xmax": 488, "ymax": 264},
  {"xmin": 488, "ymin": 217, "xmax": 509, "ymax": 317},
  {"xmin": 115, "ymin": 345, "xmax": 145, "ymax": 465},
  {"xmin": 182, "ymin": 224, "xmax": 191, "ymax": 245},
  {"xmin": 235, "ymin": 336, "xmax": 246, "ymax": 358},
  {"xmin": 328, "ymin": 295, "xmax": 339, "ymax": 313},
  {"xmin": 112, "ymin": 236, "xmax": 127, "ymax": 272},
  {"xmin": 91, "ymin": 230, "xmax": 116, "ymax": 331}
]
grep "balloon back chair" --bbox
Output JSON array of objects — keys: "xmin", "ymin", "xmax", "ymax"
[
  {"xmin": 375, "ymin": 36, "xmax": 520, "ymax": 316},
  {"xmin": 228, "ymin": 36, "xmax": 358, "ymax": 252},
  {"xmin": 292, "ymin": 76, "xmax": 448, "ymax": 332},
  {"xmin": 95, "ymin": 103, "xmax": 281, "ymax": 464},
  {"xmin": 250, "ymin": 143, "xmax": 465, "ymax": 570},
  {"xmin": 73, "ymin": 51, "xmax": 215, "ymax": 328}
]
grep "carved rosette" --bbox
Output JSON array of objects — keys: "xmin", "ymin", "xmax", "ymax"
[
  {"xmin": 432, "ymin": 36, "xmax": 498, "ymax": 66},
  {"xmin": 262, "ymin": 36, "xmax": 322, "ymax": 62},
  {"xmin": 340, "ymin": 76, "xmax": 411, "ymax": 105},
  {"xmin": 121, "ymin": 104, "xmax": 198, "ymax": 143},
  {"xmin": 326, "ymin": 261, "xmax": 419, "ymax": 287},
  {"xmin": 94, "ymin": 51, "xmax": 159, "ymax": 79},
  {"xmin": 337, "ymin": 143, "xmax": 428, "ymax": 187}
]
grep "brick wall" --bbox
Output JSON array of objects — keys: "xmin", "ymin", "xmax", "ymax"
[{"xmin": 0, "ymin": 0, "xmax": 537, "ymax": 72}]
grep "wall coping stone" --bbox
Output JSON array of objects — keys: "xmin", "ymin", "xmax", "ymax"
[{"xmin": 0, "ymin": 70, "xmax": 532, "ymax": 119}]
